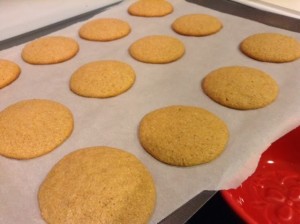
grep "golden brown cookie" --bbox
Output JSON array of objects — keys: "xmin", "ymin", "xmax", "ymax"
[
  {"xmin": 70, "ymin": 60, "xmax": 136, "ymax": 98},
  {"xmin": 172, "ymin": 14, "xmax": 223, "ymax": 36},
  {"xmin": 0, "ymin": 99, "xmax": 74, "ymax": 159},
  {"xmin": 240, "ymin": 33, "xmax": 300, "ymax": 63},
  {"xmin": 38, "ymin": 146, "xmax": 156, "ymax": 224},
  {"xmin": 139, "ymin": 105, "xmax": 229, "ymax": 166},
  {"xmin": 21, "ymin": 36, "xmax": 79, "ymax": 64},
  {"xmin": 128, "ymin": 0, "xmax": 173, "ymax": 17},
  {"xmin": 79, "ymin": 18, "xmax": 131, "ymax": 41},
  {"xmin": 0, "ymin": 59, "xmax": 21, "ymax": 89},
  {"xmin": 129, "ymin": 35, "xmax": 185, "ymax": 63},
  {"xmin": 202, "ymin": 66, "xmax": 279, "ymax": 110}
]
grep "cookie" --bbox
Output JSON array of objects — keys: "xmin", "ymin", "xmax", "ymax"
[
  {"xmin": 240, "ymin": 33, "xmax": 300, "ymax": 63},
  {"xmin": 38, "ymin": 146, "xmax": 156, "ymax": 224},
  {"xmin": 129, "ymin": 35, "xmax": 185, "ymax": 64},
  {"xmin": 79, "ymin": 18, "xmax": 131, "ymax": 41},
  {"xmin": 128, "ymin": 0, "xmax": 173, "ymax": 17},
  {"xmin": 0, "ymin": 59, "xmax": 21, "ymax": 89},
  {"xmin": 0, "ymin": 99, "xmax": 74, "ymax": 159},
  {"xmin": 70, "ymin": 60, "xmax": 136, "ymax": 98},
  {"xmin": 172, "ymin": 14, "xmax": 222, "ymax": 36},
  {"xmin": 21, "ymin": 36, "xmax": 79, "ymax": 64},
  {"xmin": 139, "ymin": 105, "xmax": 229, "ymax": 166},
  {"xmin": 202, "ymin": 66, "xmax": 279, "ymax": 110}
]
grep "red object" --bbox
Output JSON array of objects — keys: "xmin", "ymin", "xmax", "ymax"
[{"xmin": 222, "ymin": 126, "xmax": 300, "ymax": 224}]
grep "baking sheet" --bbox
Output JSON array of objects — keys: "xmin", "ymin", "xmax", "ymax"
[
  {"xmin": 187, "ymin": 0, "xmax": 300, "ymax": 33},
  {"xmin": 231, "ymin": 0, "xmax": 300, "ymax": 19},
  {"xmin": 0, "ymin": 0, "xmax": 300, "ymax": 223}
]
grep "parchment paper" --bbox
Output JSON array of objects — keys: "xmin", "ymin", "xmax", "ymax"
[{"xmin": 0, "ymin": 0, "xmax": 300, "ymax": 223}]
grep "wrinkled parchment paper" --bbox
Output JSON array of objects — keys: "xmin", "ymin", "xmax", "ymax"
[{"xmin": 0, "ymin": 0, "xmax": 300, "ymax": 223}]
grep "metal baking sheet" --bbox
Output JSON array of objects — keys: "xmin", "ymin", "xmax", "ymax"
[{"xmin": 0, "ymin": 0, "xmax": 300, "ymax": 223}]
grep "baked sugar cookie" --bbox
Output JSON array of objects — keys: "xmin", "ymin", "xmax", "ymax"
[
  {"xmin": 0, "ymin": 99, "xmax": 74, "ymax": 159},
  {"xmin": 128, "ymin": 0, "xmax": 173, "ymax": 17},
  {"xmin": 240, "ymin": 33, "xmax": 300, "ymax": 63},
  {"xmin": 139, "ymin": 106, "xmax": 229, "ymax": 166},
  {"xmin": 39, "ymin": 146, "xmax": 156, "ymax": 224},
  {"xmin": 129, "ymin": 35, "xmax": 185, "ymax": 63},
  {"xmin": 172, "ymin": 14, "xmax": 222, "ymax": 36},
  {"xmin": 202, "ymin": 66, "xmax": 279, "ymax": 110},
  {"xmin": 79, "ymin": 18, "xmax": 131, "ymax": 41},
  {"xmin": 21, "ymin": 36, "xmax": 79, "ymax": 64},
  {"xmin": 0, "ymin": 59, "xmax": 21, "ymax": 89},
  {"xmin": 70, "ymin": 60, "xmax": 136, "ymax": 98}
]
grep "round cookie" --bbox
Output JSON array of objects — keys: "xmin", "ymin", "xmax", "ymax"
[
  {"xmin": 240, "ymin": 33, "xmax": 300, "ymax": 63},
  {"xmin": 129, "ymin": 35, "xmax": 185, "ymax": 64},
  {"xmin": 38, "ymin": 146, "xmax": 156, "ymax": 224},
  {"xmin": 21, "ymin": 36, "xmax": 79, "ymax": 64},
  {"xmin": 202, "ymin": 66, "xmax": 279, "ymax": 110},
  {"xmin": 79, "ymin": 18, "xmax": 131, "ymax": 41},
  {"xmin": 70, "ymin": 60, "xmax": 136, "ymax": 98},
  {"xmin": 172, "ymin": 14, "xmax": 223, "ymax": 36},
  {"xmin": 139, "ymin": 105, "xmax": 229, "ymax": 166},
  {"xmin": 128, "ymin": 0, "xmax": 173, "ymax": 17},
  {"xmin": 0, "ymin": 59, "xmax": 21, "ymax": 89},
  {"xmin": 0, "ymin": 99, "xmax": 74, "ymax": 159}
]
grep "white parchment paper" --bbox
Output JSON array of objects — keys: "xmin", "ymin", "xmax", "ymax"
[{"xmin": 0, "ymin": 0, "xmax": 300, "ymax": 223}]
